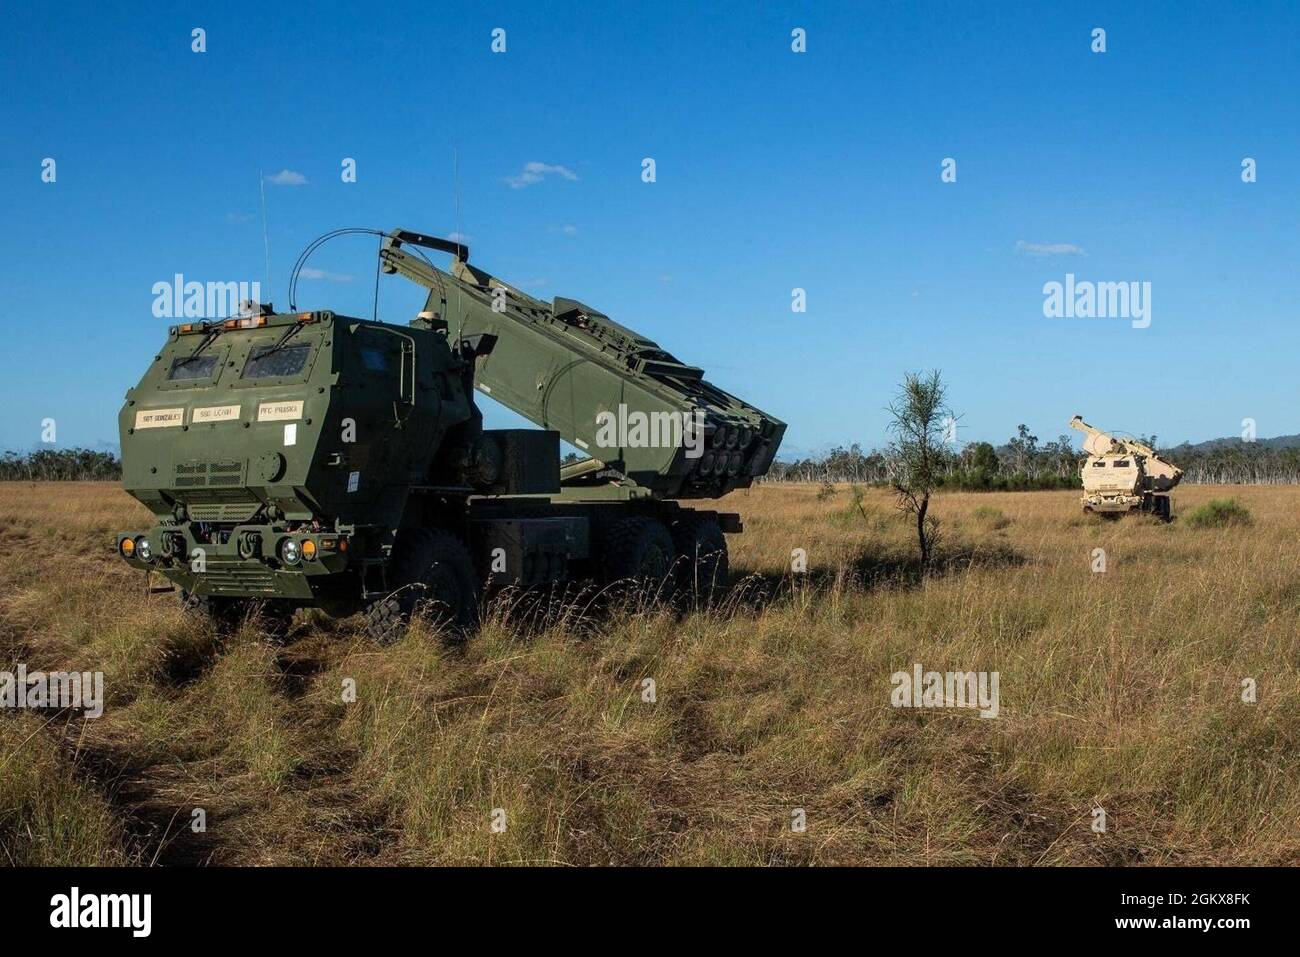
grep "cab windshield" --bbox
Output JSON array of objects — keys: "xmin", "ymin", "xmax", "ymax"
[
  {"xmin": 168, "ymin": 354, "xmax": 219, "ymax": 380},
  {"xmin": 242, "ymin": 343, "xmax": 312, "ymax": 379}
]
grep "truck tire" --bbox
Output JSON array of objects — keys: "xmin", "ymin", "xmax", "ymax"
[
  {"xmin": 600, "ymin": 517, "xmax": 677, "ymax": 604},
  {"xmin": 179, "ymin": 591, "xmax": 295, "ymax": 640},
  {"xmin": 365, "ymin": 528, "xmax": 479, "ymax": 645},
  {"xmin": 670, "ymin": 513, "xmax": 729, "ymax": 604}
]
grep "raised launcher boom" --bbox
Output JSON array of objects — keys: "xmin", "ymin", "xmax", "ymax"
[
  {"xmin": 1069, "ymin": 416, "xmax": 1182, "ymax": 491},
  {"xmin": 379, "ymin": 229, "xmax": 785, "ymax": 499}
]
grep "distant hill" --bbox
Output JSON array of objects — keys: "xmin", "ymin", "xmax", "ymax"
[{"xmin": 1168, "ymin": 434, "xmax": 1300, "ymax": 453}]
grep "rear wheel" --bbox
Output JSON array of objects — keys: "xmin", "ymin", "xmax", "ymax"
[
  {"xmin": 365, "ymin": 528, "xmax": 479, "ymax": 645},
  {"xmin": 670, "ymin": 513, "xmax": 729, "ymax": 605},
  {"xmin": 600, "ymin": 517, "xmax": 677, "ymax": 605}
]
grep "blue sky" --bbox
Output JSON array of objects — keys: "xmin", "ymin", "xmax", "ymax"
[{"xmin": 3, "ymin": 0, "xmax": 1298, "ymax": 457}]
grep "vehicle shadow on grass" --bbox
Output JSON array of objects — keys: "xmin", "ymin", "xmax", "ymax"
[
  {"xmin": 725, "ymin": 540, "xmax": 1028, "ymax": 612},
  {"xmin": 159, "ymin": 599, "xmax": 327, "ymax": 689},
  {"xmin": 464, "ymin": 540, "xmax": 1029, "ymax": 635},
  {"xmin": 157, "ymin": 539, "xmax": 1028, "ymax": 661}
]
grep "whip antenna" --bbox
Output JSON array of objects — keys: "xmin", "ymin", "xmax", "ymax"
[
  {"xmin": 259, "ymin": 170, "xmax": 273, "ymax": 306},
  {"xmin": 453, "ymin": 147, "xmax": 464, "ymax": 341}
]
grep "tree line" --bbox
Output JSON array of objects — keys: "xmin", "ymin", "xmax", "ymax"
[
  {"xmin": 0, "ymin": 449, "xmax": 122, "ymax": 481},
  {"xmin": 767, "ymin": 427, "xmax": 1300, "ymax": 489},
  {"xmin": 3, "ymin": 433, "xmax": 1300, "ymax": 486},
  {"xmin": 767, "ymin": 424, "xmax": 1081, "ymax": 491},
  {"xmin": 1171, "ymin": 442, "xmax": 1300, "ymax": 485}
]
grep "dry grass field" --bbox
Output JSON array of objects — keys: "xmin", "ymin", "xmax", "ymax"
[{"xmin": 1, "ymin": 480, "xmax": 1298, "ymax": 866}]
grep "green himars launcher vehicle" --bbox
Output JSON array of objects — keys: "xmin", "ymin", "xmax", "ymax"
[{"xmin": 115, "ymin": 228, "xmax": 785, "ymax": 641}]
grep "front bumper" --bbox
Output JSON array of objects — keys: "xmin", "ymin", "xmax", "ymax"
[
  {"xmin": 1081, "ymin": 492, "xmax": 1141, "ymax": 513},
  {"xmin": 115, "ymin": 523, "xmax": 352, "ymax": 600}
]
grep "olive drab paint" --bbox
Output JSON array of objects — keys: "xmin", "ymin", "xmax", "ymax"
[{"xmin": 114, "ymin": 228, "xmax": 784, "ymax": 619}]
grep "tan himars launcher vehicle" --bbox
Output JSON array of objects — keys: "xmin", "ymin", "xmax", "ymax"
[{"xmin": 1070, "ymin": 415, "xmax": 1183, "ymax": 521}]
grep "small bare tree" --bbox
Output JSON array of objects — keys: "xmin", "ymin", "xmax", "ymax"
[{"xmin": 886, "ymin": 370, "xmax": 951, "ymax": 569}]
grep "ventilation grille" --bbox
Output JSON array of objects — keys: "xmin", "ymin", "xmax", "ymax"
[
  {"xmin": 173, "ymin": 460, "xmax": 245, "ymax": 488},
  {"xmin": 187, "ymin": 502, "xmax": 261, "ymax": 523},
  {"xmin": 199, "ymin": 561, "xmax": 276, "ymax": 596}
]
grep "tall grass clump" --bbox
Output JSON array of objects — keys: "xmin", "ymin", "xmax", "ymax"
[
  {"xmin": 970, "ymin": 505, "xmax": 1012, "ymax": 529},
  {"xmin": 1185, "ymin": 498, "xmax": 1253, "ymax": 528}
]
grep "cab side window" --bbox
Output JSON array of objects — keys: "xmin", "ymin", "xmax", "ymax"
[
  {"xmin": 353, "ymin": 329, "xmax": 400, "ymax": 398},
  {"xmin": 361, "ymin": 347, "xmax": 389, "ymax": 374}
]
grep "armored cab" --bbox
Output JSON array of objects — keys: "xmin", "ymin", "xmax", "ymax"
[{"xmin": 1070, "ymin": 415, "xmax": 1182, "ymax": 521}]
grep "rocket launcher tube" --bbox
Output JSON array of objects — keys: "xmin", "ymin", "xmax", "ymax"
[
  {"xmin": 1069, "ymin": 415, "xmax": 1115, "ymax": 457},
  {"xmin": 378, "ymin": 230, "xmax": 785, "ymax": 499}
]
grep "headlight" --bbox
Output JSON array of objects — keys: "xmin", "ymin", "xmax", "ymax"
[
  {"xmin": 135, "ymin": 536, "xmax": 152, "ymax": 562},
  {"xmin": 120, "ymin": 537, "xmax": 135, "ymax": 557},
  {"xmin": 280, "ymin": 539, "xmax": 301, "ymax": 565}
]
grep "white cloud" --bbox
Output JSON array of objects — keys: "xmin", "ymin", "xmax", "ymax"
[
  {"xmin": 506, "ymin": 162, "xmax": 578, "ymax": 189},
  {"xmin": 1015, "ymin": 240, "xmax": 1086, "ymax": 257},
  {"xmin": 298, "ymin": 268, "xmax": 355, "ymax": 283},
  {"xmin": 447, "ymin": 231, "xmax": 471, "ymax": 243},
  {"xmin": 265, "ymin": 169, "xmax": 308, "ymax": 186}
]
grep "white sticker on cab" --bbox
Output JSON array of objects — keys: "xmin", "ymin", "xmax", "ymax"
[
  {"xmin": 134, "ymin": 408, "xmax": 184, "ymax": 430},
  {"xmin": 284, "ymin": 423, "xmax": 297, "ymax": 446},
  {"xmin": 347, "ymin": 471, "xmax": 360, "ymax": 493},
  {"xmin": 257, "ymin": 399, "xmax": 304, "ymax": 422},
  {"xmin": 192, "ymin": 404, "xmax": 241, "ymax": 424}
]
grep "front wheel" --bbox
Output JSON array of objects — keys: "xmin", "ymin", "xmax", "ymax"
[{"xmin": 365, "ymin": 528, "xmax": 480, "ymax": 645}]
